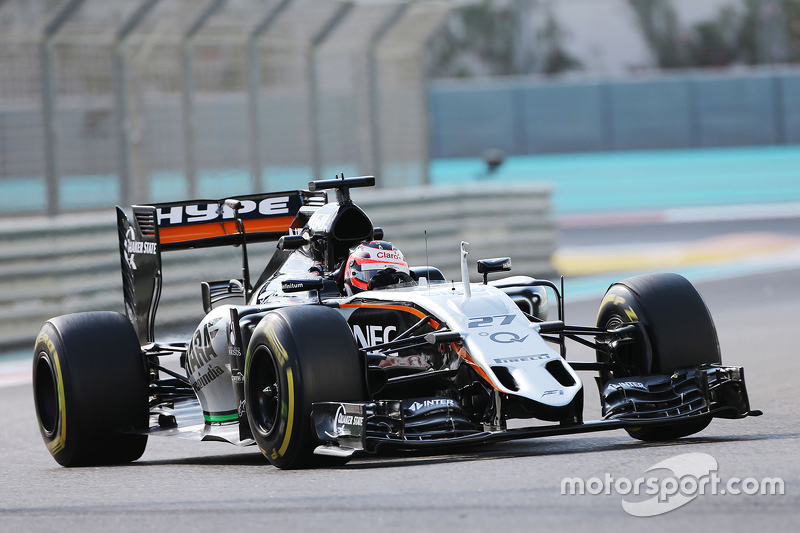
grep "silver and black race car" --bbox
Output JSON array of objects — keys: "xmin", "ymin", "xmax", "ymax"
[{"xmin": 32, "ymin": 176, "xmax": 760, "ymax": 468}]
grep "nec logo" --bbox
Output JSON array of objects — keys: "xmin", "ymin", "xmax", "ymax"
[
  {"xmin": 156, "ymin": 197, "xmax": 290, "ymax": 226},
  {"xmin": 352, "ymin": 325, "xmax": 396, "ymax": 348}
]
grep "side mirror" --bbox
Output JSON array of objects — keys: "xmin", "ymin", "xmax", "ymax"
[
  {"xmin": 282, "ymin": 278, "xmax": 325, "ymax": 304},
  {"xmin": 476, "ymin": 257, "xmax": 511, "ymax": 285},
  {"xmin": 281, "ymin": 278, "xmax": 325, "ymax": 293}
]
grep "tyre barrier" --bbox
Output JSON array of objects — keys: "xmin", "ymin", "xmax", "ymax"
[{"xmin": 0, "ymin": 183, "xmax": 555, "ymax": 352}]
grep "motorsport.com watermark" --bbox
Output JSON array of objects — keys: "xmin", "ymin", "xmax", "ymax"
[{"xmin": 561, "ymin": 453, "xmax": 785, "ymax": 517}]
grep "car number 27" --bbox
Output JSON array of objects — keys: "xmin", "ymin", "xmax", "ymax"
[{"xmin": 468, "ymin": 314, "xmax": 515, "ymax": 328}]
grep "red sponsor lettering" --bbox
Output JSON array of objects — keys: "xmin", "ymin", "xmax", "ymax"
[{"xmin": 375, "ymin": 250, "xmax": 401, "ymax": 260}]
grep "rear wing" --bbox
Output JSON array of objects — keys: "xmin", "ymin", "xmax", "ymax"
[
  {"xmin": 117, "ymin": 189, "xmax": 326, "ymax": 344},
  {"xmin": 150, "ymin": 190, "xmax": 326, "ymax": 251}
]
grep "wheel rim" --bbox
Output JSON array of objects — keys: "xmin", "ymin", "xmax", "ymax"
[
  {"xmin": 34, "ymin": 353, "xmax": 59, "ymax": 437},
  {"xmin": 249, "ymin": 347, "xmax": 281, "ymax": 438}
]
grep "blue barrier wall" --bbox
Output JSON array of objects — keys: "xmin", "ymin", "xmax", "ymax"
[{"xmin": 428, "ymin": 70, "xmax": 800, "ymax": 159}]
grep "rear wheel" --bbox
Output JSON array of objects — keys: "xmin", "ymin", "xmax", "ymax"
[
  {"xmin": 596, "ymin": 273, "xmax": 720, "ymax": 441},
  {"xmin": 33, "ymin": 312, "xmax": 149, "ymax": 466},
  {"xmin": 244, "ymin": 306, "xmax": 366, "ymax": 469}
]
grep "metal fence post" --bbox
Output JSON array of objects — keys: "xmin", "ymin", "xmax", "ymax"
[
  {"xmin": 307, "ymin": 2, "xmax": 354, "ymax": 181},
  {"xmin": 40, "ymin": 0, "xmax": 87, "ymax": 216},
  {"xmin": 113, "ymin": 0, "xmax": 161, "ymax": 208},
  {"xmin": 367, "ymin": 2, "xmax": 412, "ymax": 188},
  {"xmin": 247, "ymin": 0, "xmax": 294, "ymax": 194},
  {"xmin": 417, "ymin": 9, "xmax": 452, "ymax": 186},
  {"xmin": 181, "ymin": 0, "xmax": 226, "ymax": 200},
  {"xmin": 371, "ymin": 2, "xmax": 451, "ymax": 187}
]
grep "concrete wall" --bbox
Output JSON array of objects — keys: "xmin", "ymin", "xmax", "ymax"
[{"xmin": 0, "ymin": 183, "xmax": 555, "ymax": 351}]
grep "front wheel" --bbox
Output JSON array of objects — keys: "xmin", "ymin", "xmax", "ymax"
[
  {"xmin": 596, "ymin": 273, "xmax": 720, "ymax": 441},
  {"xmin": 33, "ymin": 312, "xmax": 149, "ymax": 466},
  {"xmin": 244, "ymin": 306, "xmax": 366, "ymax": 469}
]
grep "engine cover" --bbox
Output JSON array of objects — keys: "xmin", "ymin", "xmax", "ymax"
[{"xmin": 185, "ymin": 306, "xmax": 238, "ymax": 424}]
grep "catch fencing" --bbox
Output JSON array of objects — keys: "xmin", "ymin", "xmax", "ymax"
[{"xmin": 0, "ymin": 0, "xmax": 451, "ymax": 216}]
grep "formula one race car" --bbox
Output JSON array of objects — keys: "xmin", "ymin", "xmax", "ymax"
[{"xmin": 32, "ymin": 176, "xmax": 760, "ymax": 468}]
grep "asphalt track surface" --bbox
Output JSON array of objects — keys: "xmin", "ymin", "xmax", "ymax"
[{"xmin": 2, "ymin": 214, "xmax": 800, "ymax": 532}]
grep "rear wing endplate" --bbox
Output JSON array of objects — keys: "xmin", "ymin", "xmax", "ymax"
[{"xmin": 117, "ymin": 205, "xmax": 162, "ymax": 345}]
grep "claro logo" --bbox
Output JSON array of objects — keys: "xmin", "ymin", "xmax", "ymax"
[{"xmin": 375, "ymin": 250, "xmax": 402, "ymax": 261}]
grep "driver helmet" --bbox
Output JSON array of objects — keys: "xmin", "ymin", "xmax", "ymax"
[{"xmin": 343, "ymin": 241, "xmax": 412, "ymax": 295}]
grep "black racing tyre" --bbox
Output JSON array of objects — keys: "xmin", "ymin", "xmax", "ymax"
[
  {"xmin": 32, "ymin": 312, "xmax": 149, "ymax": 466},
  {"xmin": 596, "ymin": 273, "xmax": 720, "ymax": 441},
  {"xmin": 244, "ymin": 305, "xmax": 367, "ymax": 469}
]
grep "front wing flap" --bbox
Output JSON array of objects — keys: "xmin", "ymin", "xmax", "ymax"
[
  {"xmin": 311, "ymin": 365, "xmax": 760, "ymax": 455},
  {"xmin": 600, "ymin": 365, "xmax": 752, "ymax": 420}
]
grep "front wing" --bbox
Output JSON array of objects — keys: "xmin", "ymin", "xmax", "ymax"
[{"xmin": 311, "ymin": 365, "xmax": 761, "ymax": 457}]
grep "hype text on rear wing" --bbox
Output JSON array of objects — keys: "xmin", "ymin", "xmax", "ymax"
[{"xmin": 116, "ymin": 190, "xmax": 327, "ymax": 344}]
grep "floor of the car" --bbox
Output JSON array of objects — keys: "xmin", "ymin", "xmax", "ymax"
[{"xmin": 146, "ymin": 398, "xmax": 254, "ymax": 446}]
